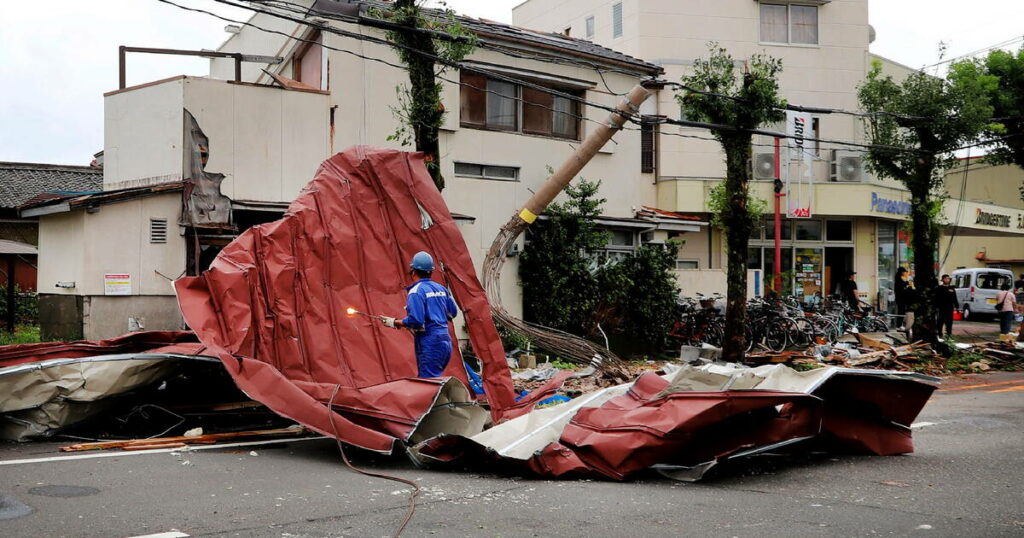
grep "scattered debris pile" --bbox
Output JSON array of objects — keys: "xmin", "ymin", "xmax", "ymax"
[
  {"xmin": 0, "ymin": 331, "xmax": 216, "ymax": 441},
  {"xmin": 742, "ymin": 332, "xmax": 1024, "ymax": 375}
]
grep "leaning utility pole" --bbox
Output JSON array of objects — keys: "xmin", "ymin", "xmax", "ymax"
[{"xmin": 483, "ymin": 86, "xmax": 651, "ymax": 376}]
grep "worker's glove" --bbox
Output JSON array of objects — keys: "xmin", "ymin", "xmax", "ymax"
[{"xmin": 381, "ymin": 316, "xmax": 396, "ymax": 329}]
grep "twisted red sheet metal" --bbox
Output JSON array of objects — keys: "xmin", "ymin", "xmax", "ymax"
[
  {"xmin": 173, "ymin": 147, "xmax": 535, "ymax": 453},
  {"xmin": 416, "ymin": 370, "xmax": 937, "ymax": 480},
  {"xmin": 0, "ymin": 331, "xmax": 202, "ymax": 369}
]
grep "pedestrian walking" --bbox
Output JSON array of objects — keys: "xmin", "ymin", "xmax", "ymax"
[
  {"xmin": 840, "ymin": 272, "xmax": 859, "ymax": 309},
  {"xmin": 933, "ymin": 274, "xmax": 957, "ymax": 339},
  {"xmin": 995, "ymin": 283, "xmax": 1017, "ymax": 336}
]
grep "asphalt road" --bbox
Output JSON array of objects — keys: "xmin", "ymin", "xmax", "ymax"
[{"xmin": 1, "ymin": 372, "xmax": 1023, "ymax": 538}]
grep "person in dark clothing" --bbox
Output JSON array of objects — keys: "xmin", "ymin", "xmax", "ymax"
[
  {"xmin": 933, "ymin": 274, "xmax": 957, "ymax": 338},
  {"xmin": 839, "ymin": 272, "xmax": 859, "ymax": 309},
  {"xmin": 1015, "ymin": 274, "xmax": 1024, "ymax": 292},
  {"xmin": 894, "ymin": 267, "xmax": 910, "ymax": 316}
]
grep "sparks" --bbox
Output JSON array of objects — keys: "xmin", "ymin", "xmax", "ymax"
[{"xmin": 346, "ymin": 307, "xmax": 357, "ymax": 316}]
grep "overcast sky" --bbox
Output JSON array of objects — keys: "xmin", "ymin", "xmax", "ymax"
[{"xmin": 2, "ymin": 0, "xmax": 1022, "ymax": 165}]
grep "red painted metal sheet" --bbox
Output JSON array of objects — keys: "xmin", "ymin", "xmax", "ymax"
[
  {"xmin": 0, "ymin": 331, "xmax": 200, "ymax": 369},
  {"xmin": 173, "ymin": 147, "xmax": 527, "ymax": 453},
  {"xmin": 416, "ymin": 370, "xmax": 937, "ymax": 480}
]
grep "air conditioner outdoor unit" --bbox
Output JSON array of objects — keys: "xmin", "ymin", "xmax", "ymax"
[
  {"xmin": 752, "ymin": 152, "xmax": 776, "ymax": 180},
  {"xmin": 831, "ymin": 150, "xmax": 864, "ymax": 182}
]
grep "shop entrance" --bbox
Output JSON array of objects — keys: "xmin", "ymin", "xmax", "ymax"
[{"xmin": 825, "ymin": 247, "xmax": 854, "ymax": 297}]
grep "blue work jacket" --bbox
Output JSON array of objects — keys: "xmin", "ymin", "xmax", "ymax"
[{"xmin": 401, "ymin": 278, "xmax": 457, "ymax": 333}]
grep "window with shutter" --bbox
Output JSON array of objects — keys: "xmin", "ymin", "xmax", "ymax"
[
  {"xmin": 523, "ymin": 86, "xmax": 554, "ymax": 135},
  {"xmin": 612, "ymin": 3, "xmax": 623, "ymax": 38},
  {"xmin": 459, "ymin": 72, "xmax": 487, "ymax": 127},
  {"xmin": 640, "ymin": 121, "xmax": 656, "ymax": 173}
]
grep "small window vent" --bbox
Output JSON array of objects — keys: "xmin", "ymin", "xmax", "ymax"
[{"xmin": 150, "ymin": 218, "xmax": 168, "ymax": 244}]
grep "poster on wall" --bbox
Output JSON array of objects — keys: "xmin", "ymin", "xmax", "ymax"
[{"xmin": 104, "ymin": 273, "xmax": 132, "ymax": 296}]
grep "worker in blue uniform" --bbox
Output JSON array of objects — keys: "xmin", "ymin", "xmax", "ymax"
[{"xmin": 381, "ymin": 251, "xmax": 458, "ymax": 378}]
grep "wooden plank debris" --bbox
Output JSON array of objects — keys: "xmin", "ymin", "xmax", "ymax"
[{"xmin": 59, "ymin": 426, "xmax": 308, "ymax": 452}]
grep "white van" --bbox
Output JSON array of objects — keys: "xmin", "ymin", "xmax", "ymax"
[{"xmin": 949, "ymin": 268, "xmax": 1015, "ymax": 319}]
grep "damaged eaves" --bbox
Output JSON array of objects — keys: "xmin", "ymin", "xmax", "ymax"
[{"xmin": 19, "ymin": 182, "xmax": 185, "ymax": 218}]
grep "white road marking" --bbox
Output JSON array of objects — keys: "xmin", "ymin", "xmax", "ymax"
[
  {"xmin": 0, "ymin": 437, "xmax": 327, "ymax": 467},
  {"xmin": 911, "ymin": 422, "xmax": 936, "ymax": 429},
  {"xmin": 126, "ymin": 532, "xmax": 190, "ymax": 538}
]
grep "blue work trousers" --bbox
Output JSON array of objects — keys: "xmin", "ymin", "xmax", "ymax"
[{"xmin": 414, "ymin": 329, "xmax": 452, "ymax": 378}]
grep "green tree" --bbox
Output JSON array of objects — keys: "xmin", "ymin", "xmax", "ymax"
[
  {"xmin": 374, "ymin": 1, "xmax": 476, "ymax": 191},
  {"xmin": 519, "ymin": 179, "xmax": 681, "ymax": 353},
  {"xmin": 950, "ymin": 47, "xmax": 1024, "ymax": 200},
  {"xmin": 598, "ymin": 242, "xmax": 681, "ymax": 353},
  {"xmin": 858, "ymin": 60, "xmax": 993, "ymax": 341},
  {"xmin": 675, "ymin": 45, "xmax": 786, "ymax": 362},
  {"xmin": 519, "ymin": 179, "xmax": 609, "ymax": 334}
]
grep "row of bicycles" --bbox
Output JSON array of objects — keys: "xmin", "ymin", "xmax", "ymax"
[{"xmin": 668, "ymin": 293, "xmax": 890, "ymax": 353}]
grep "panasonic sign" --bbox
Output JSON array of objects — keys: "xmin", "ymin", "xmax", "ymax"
[{"xmin": 870, "ymin": 192, "xmax": 911, "ymax": 216}]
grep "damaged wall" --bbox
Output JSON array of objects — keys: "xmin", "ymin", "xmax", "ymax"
[{"xmin": 37, "ymin": 193, "xmax": 185, "ymax": 340}]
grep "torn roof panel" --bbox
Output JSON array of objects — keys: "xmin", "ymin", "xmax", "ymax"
[
  {"xmin": 415, "ymin": 364, "xmax": 938, "ymax": 481},
  {"xmin": 173, "ymin": 147, "xmax": 530, "ymax": 453}
]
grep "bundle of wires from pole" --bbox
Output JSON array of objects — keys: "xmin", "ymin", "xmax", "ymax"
[{"xmin": 482, "ymin": 218, "xmax": 630, "ymax": 381}]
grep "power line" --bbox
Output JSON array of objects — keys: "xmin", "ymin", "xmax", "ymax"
[{"xmin": 922, "ymin": 34, "xmax": 1024, "ymax": 70}]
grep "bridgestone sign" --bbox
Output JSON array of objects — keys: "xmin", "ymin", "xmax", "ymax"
[{"xmin": 975, "ymin": 208, "xmax": 1011, "ymax": 228}]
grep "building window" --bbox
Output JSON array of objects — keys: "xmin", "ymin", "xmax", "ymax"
[
  {"xmin": 612, "ymin": 2, "xmax": 623, "ymax": 38},
  {"xmin": 825, "ymin": 219, "xmax": 852, "ymax": 242},
  {"xmin": 460, "ymin": 71, "xmax": 582, "ymax": 140},
  {"xmin": 676, "ymin": 260, "xmax": 699, "ymax": 270},
  {"xmin": 486, "ymin": 79, "xmax": 518, "ymax": 131},
  {"xmin": 794, "ymin": 219, "xmax": 822, "ymax": 241},
  {"xmin": 765, "ymin": 218, "xmax": 792, "ymax": 240},
  {"xmin": 585, "ymin": 16, "xmax": 595, "ymax": 39},
  {"xmin": 760, "ymin": 3, "xmax": 818, "ymax": 45},
  {"xmin": 149, "ymin": 218, "xmax": 168, "ymax": 244},
  {"xmin": 640, "ymin": 121, "xmax": 656, "ymax": 173},
  {"xmin": 454, "ymin": 162, "xmax": 519, "ymax": 181}
]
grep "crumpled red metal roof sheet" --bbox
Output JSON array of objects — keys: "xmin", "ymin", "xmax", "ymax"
[
  {"xmin": 415, "ymin": 367, "xmax": 938, "ymax": 480},
  {"xmin": 0, "ymin": 331, "xmax": 201, "ymax": 369},
  {"xmin": 173, "ymin": 147, "xmax": 540, "ymax": 453}
]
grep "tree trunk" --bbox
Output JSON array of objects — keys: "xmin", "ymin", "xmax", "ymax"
[
  {"xmin": 720, "ymin": 135, "xmax": 754, "ymax": 362},
  {"xmin": 396, "ymin": 0, "xmax": 445, "ymax": 191},
  {"xmin": 909, "ymin": 164, "xmax": 938, "ymax": 343}
]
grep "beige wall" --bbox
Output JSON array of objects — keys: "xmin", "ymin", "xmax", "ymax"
[
  {"xmin": 181, "ymin": 77, "xmax": 330, "ymax": 202},
  {"xmin": 37, "ymin": 211, "xmax": 86, "ymax": 295},
  {"xmin": 945, "ymin": 161, "xmax": 1024, "ymax": 210},
  {"xmin": 37, "ymin": 193, "xmax": 185, "ymax": 297},
  {"xmin": 104, "ymin": 78, "xmax": 185, "ymax": 190},
  {"xmin": 105, "ymin": 76, "xmax": 330, "ymax": 203},
  {"xmin": 82, "ymin": 296, "xmax": 185, "ymax": 340}
]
